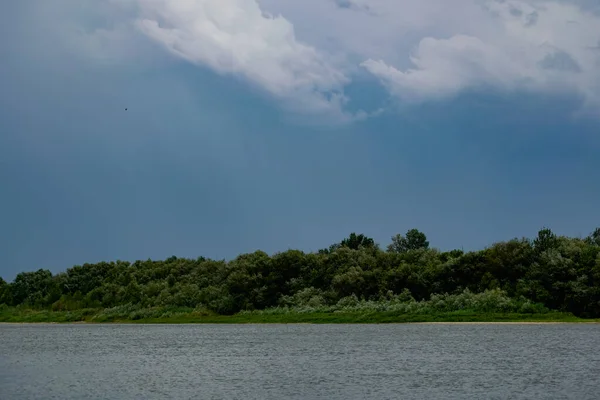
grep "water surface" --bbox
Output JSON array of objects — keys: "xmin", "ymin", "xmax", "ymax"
[{"xmin": 1, "ymin": 323, "xmax": 599, "ymax": 399}]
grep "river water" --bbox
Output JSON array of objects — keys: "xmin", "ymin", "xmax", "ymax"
[{"xmin": 1, "ymin": 323, "xmax": 599, "ymax": 399}]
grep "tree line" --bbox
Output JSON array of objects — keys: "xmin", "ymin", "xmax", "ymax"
[{"xmin": 1, "ymin": 227, "xmax": 600, "ymax": 317}]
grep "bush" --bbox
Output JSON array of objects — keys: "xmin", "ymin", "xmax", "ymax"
[{"xmin": 243, "ymin": 289, "xmax": 550, "ymax": 316}]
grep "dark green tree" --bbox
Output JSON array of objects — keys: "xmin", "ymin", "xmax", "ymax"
[
  {"xmin": 585, "ymin": 228, "xmax": 600, "ymax": 246},
  {"xmin": 3, "ymin": 225, "xmax": 600, "ymax": 319},
  {"xmin": 0, "ymin": 277, "xmax": 8, "ymax": 305},
  {"xmin": 533, "ymin": 227, "xmax": 558, "ymax": 253},
  {"xmin": 340, "ymin": 233, "xmax": 376, "ymax": 250},
  {"xmin": 387, "ymin": 229, "xmax": 429, "ymax": 253},
  {"xmin": 11, "ymin": 269, "xmax": 55, "ymax": 306}
]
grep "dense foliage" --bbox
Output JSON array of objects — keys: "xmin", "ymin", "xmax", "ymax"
[{"xmin": 2, "ymin": 227, "xmax": 600, "ymax": 318}]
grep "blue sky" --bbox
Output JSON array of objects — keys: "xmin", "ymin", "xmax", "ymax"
[{"xmin": 2, "ymin": 0, "xmax": 600, "ymax": 281}]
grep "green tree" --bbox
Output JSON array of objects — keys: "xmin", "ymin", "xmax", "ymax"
[
  {"xmin": 11, "ymin": 269, "xmax": 55, "ymax": 306},
  {"xmin": 585, "ymin": 228, "xmax": 600, "ymax": 246},
  {"xmin": 4, "ymin": 225, "xmax": 600, "ymax": 319},
  {"xmin": 0, "ymin": 277, "xmax": 8, "ymax": 305},
  {"xmin": 484, "ymin": 238, "xmax": 533, "ymax": 293},
  {"xmin": 339, "ymin": 233, "xmax": 376, "ymax": 250},
  {"xmin": 387, "ymin": 229, "xmax": 429, "ymax": 253},
  {"xmin": 533, "ymin": 227, "xmax": 558, "ymax": 253}
]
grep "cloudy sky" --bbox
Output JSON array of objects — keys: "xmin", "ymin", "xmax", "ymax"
[{"xmin": 2, "ymin": 0, "xmax": 600, "ymax": 280}]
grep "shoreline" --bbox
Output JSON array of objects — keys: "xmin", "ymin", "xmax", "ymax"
[
  {"xmin": 1, "ymin": 321, "xmax": 598, "ymax": 325},
  {"xmin": 2, "ymin": 307, "xmax": 598, "ymax": 325},
  {"xmin": 3, "ymin": 320, "xmax": 589, "ymax": 325}
]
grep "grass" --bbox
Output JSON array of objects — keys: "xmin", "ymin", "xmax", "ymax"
[
  {"xmin": 0, "ymin": 307, "xmax": 596, "ymax": 324},
  {"xmin": 2, "ymin": 290, "xmax": 598, "ymax": 324}
]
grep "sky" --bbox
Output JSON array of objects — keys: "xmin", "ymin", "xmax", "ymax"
[{"xmin": 2, "ymin": 0, "xmax": 600, "ymax": 281}]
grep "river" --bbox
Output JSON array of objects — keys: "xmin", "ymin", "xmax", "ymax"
[{"xmin": 1, "ymin": 323, "xmax": 598, "ymax": 399}]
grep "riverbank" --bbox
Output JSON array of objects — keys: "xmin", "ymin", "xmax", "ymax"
[{"xmin": 1, "ymin": 307, "xmax": 597, "ymax": 324}]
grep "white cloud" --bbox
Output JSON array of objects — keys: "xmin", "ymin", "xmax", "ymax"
[
  {"xmin": 361, "ymin": 34, "xmax": 526, "ymax": 102},
  {"xmin": 357, "ymin": 1, "xmax": 600, "ymax": 110},
  {"xmin": 258, "ymin": 0, "xmax": 600, "ymax": 114},
  {"xmin": 42, "ymin": 0, "xmax": 600, "ymax": 119},
  {"xmin": 132, "ymin": 0, "xmax": 367, "ymax": 123}
]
